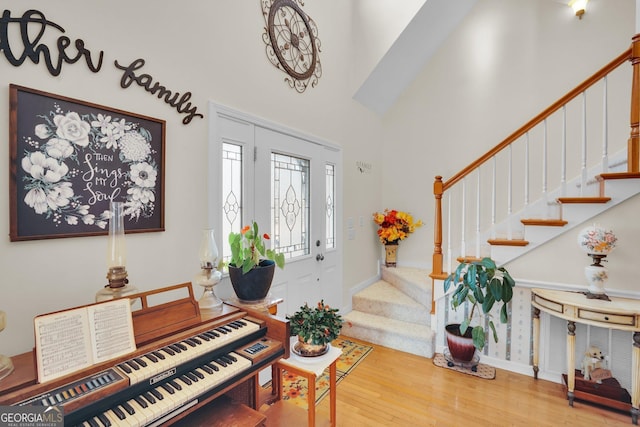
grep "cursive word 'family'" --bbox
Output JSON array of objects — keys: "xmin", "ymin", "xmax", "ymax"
[{"xmin": 115, "ymin": 58, "xmax": 204, "ymax": 125}]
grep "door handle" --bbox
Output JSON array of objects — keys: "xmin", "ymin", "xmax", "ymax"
[{"xmin": 316, "ymin": 253, "xmax": 325, "ymax": 261}]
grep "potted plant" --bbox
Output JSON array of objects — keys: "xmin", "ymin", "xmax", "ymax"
[
  {"xmin": 372, "ymin": 209, "xmax": 423, "ymax": 267},
  {"xmin": 228, "ymin": 221, "xmax": 285, "ymax": 301},
  {"xmin": 287, "ymin": 300, "xmax": 344, "ymax": 357},
  {"xmin": 443, "ymin": 257, "xmax": 515, "ymax": 362}
]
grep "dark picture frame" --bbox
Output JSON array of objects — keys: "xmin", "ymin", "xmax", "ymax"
[{"xmin": 9, "ymin": 84, "xmax": 166, "ymax": 241}]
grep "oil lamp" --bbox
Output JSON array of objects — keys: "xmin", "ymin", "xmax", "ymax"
[{"xmin": 194, "ymin": 229, "xmax": 223, "ymax": 311}]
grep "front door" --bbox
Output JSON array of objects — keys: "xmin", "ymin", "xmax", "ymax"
[{"xmin": 210, "ymin": 103, "xmax": 342, "ymax": 316}]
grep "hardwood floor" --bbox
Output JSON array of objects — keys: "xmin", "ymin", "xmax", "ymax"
[{"xmin": 312, "ymin": 336, "xmax": 632, "ymax": 426}]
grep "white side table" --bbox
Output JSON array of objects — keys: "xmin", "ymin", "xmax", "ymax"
[{"xmin": 271, "ymin": 337, "xmax": 342, "ymax": 426}]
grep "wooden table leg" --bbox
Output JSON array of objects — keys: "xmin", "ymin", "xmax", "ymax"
[
  {"xmin": 632, "ymin": 332, "xmax": 640, "ymax": 424},
  {"xmin": 330, "ymin": 360, "xmax": 337, "ymax": 426},
  {"xmin": 532, "ymin": 307, "xmax": 540, "ymax": 379},
  {"xmin": 567, "ymin": 321, "xmax": 576, "ymax": 407},
  {"xmin": 307, "ymin": 372, "xmax": 316, "ymax": 427},
  {"xmin": 272, "ymin": 364, "xmax": 282, "ymax": 401}
]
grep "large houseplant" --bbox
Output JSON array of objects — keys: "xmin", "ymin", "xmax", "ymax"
[
  {"xmin": 228, "ymin": 221, "xmax": 285, "ymax": 301},
  {"xmin": 287, "ymin": 300, "xmax": 344, "ymax": 356},
  {"xmin": 443, "ymin": 257, "xmax": 515, "ymax": 361}
]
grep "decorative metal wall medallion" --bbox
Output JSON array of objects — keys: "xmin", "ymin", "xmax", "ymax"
[{"xmin": 261, "ymin": 0, "xmax": 322, "ymax": 93}]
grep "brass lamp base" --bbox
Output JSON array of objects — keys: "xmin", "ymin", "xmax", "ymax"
[{"xmin": 96, "ymin": 266, "xmax": 138, "ymax": 302}]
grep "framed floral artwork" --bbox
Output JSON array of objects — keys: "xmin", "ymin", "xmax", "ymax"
[{"xmin": 9, "ymin": 84, "xmax": 165, "ymax": 241}]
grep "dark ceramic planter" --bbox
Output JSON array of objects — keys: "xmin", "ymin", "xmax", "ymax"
[
  {"xmin": 445, "ymin": 323, "xmax": 476, "ymax": 362},
  {"xmin": 228, "ymin": 260, "xmax": 275, "ymax": 302}
]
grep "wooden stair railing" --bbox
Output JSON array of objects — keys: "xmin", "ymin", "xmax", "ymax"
[{"xmin": 430, "ymin": 35, "xmax": 640, "ymax": 315}]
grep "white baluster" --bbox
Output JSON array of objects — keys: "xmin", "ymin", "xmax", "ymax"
[
  {"xmin": 508, "ymin": 145, "xmax": 513, "ymax": 239},
  {"xmin": 476, "ymin": 170, "xmax": 481, "ymax": 258},
  {"xmin": 561, "ymin": 106, "xmax": 567, "ymax": 197},
  {"xmin": 524, "ymin": 132, "xmax": 530, "ymax": 207},
  {"xmin": 602, "ymin": 75, "xmax": 609, "ymax": 173},
  {"xmin": 581, "ymin": 91, "xmax": 588, "ymax": 195},
  {"xmin": 461, "ymin": 178, "xmax": 466, "ymax": 257},
  {"xmin": 446, "ymin": 192, "xmax": 452, "ymax": 274}
]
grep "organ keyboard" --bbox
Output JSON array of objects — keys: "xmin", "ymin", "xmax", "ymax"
[{"xmin": 0, "ymin": 283, "xmax": 291, "ymax": 426}]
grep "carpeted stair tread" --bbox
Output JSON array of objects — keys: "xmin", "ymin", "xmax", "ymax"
[
  {"xmin": 353, "ymin": 280, "xmax": 429, "ymax": 326},
  {"xmin": 381, "ymin": 267, "xmax": 431, "ymax": 308},
  {"xmin": 342, "ymin": 310, "xmax": 434, "ymax": 358}
]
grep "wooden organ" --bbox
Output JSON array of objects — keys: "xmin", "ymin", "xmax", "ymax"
[{"xmin": 0, "ymin": 283, "xmax": 290, "ymax": 426}]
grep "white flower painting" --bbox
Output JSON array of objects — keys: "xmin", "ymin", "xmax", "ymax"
[{"xmin": 16, "ymin": 97, "xmax": 162, "ymax": 235}]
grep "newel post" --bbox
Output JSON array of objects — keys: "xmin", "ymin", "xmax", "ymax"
[
  {"xmin": 629, "ymin": 33, "xmax": 640, "ymax": 172},
  {"xmin": 430, "ymin": 176, "xmax": 444, "ymax": 315},
  {"xmin": 432, "ymin": 176, "xmax": 444, "ymax": 277}
]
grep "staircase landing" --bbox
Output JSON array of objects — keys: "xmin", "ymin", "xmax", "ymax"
[{"xmin": 342, "ymin": 267, "xmax": 435, "ymax": 358}]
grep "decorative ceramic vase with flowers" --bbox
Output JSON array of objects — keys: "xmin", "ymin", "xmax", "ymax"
[
  {"xmin": 577, "ymin": 224, "xmax": 617, "ymax": 300},
  {"xmin": 287, "ymin": 300, "xmax": 344, "ymax": 357},
  {"xmin": 373, "ymin": 209, "xmax": 423, "ymax": 267},
  {"xmin": 228, "ymin": 221, "xmax": 285, "ymax": 302}
]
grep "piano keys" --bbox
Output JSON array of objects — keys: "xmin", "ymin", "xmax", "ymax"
[
  {"xmin": 77, "ymin": 351, "xmax": 253, "ymax": 427},
  {"xmin": 115, "ymin": 319, "xmax": 260, "ymax": 385}
]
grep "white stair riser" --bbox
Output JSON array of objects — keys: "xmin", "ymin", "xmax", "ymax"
[
  {"xmin": 352, "ymin": 295, "xmax": 430, "ymax": 326},
  {"xmin": 343, "ymin": 323, "xmax": 434, "ymax": 358}
]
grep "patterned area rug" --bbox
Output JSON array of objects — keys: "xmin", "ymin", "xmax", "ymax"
[
  {"xmin": 264, "ymin": 338, "xmax": 373, "ymax": 409},
  {"xmin": 433, "ymin": 353, "xmax": 496, "ymax": 379}
]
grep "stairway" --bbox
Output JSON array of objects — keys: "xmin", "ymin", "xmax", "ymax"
[{"xmin": 342, "ymin": 267, "xmax": 435, "ymax": 358}]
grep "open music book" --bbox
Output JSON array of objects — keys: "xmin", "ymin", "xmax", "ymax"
[{"xmin": 34, "ymin": 298, "xmax": 136, "ymax": 383}]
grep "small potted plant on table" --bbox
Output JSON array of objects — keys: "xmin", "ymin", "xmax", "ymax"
[
  {"xmin": 228, "ymin": 221, "xmax": 285, "ymax": 302},
  {"xmin": 443, "ymin": 257, "xmax": 515, "ymax": 362},
  {"xmin": 287, "ymin": 300, "xmax": 344, "ymax": 357}
]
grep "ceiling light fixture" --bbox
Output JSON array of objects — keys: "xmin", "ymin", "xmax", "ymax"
[{"xmin": 569, "ymin": 0, "xmax": 588, "ymax": 19}]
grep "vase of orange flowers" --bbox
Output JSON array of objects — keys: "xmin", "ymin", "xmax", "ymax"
[{"xmin": 373, "ymin": 209, "xmax": 423, "ymax": 267}]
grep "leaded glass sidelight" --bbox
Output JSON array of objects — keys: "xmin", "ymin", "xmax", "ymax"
[
  {"xmin": 326, "ymin": 163, "xmax": 335, "ymax": 249},
  {"xmin": 271, "ymin": 152, "xmax": 310, "ymax": 259},
  {"xmin": 222, "ymin": 142, "xmax": 243, "ymax": 262}
]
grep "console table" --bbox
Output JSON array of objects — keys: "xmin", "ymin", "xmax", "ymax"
[{"xmin": 531, "ymin": 288, "xmax": 640, "ymax": 424}]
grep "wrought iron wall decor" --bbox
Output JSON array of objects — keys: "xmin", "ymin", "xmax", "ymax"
[{"xmin": 261, "ymin": 0, "xmax": 322, "ymax": 93}]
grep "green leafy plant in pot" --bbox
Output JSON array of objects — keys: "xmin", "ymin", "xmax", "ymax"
[
  {"xmin": 228, "ymin": 221, "xmax": 285, "ymax": 301},
  {"xmin": 287, "ymin": 300, "xmax": 344, "ymax": 357},
  {"xmin": 443, "ymin": 257, "xmax": 515, "ymax": 362}
]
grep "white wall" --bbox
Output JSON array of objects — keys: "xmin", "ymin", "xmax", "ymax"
[{"xmin": 0, "ymin": 1, "xmax": 384, "ymax": 357}]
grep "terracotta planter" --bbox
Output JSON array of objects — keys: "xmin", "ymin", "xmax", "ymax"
[
  {"xmin": 445, "ymin": 323, "xmax": 476, "ymax": 362},
  {"xmin": 228, "ymin": 260, "xmax": 275, "ymax": 302},
  {"xmin": 385, "ymin": 244, "xmax": 398, "ymax": 267}
]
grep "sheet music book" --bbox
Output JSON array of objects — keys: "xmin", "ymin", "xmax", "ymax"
[{"xmin": 34, "ymin": 298, "xmax": 136, "ymax": 383}]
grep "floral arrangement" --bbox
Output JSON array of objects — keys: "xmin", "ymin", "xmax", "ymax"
[
  {"xmin": 287, "ymin": 300, "xmax": 344, "ymax": 346},
  {"xmin": 21, "ymin": 106, "xmax": 159, "ymax": 228},
  {"xmin": 229, "ymin": 221, "xmax": 285, "ymax": 274},
  {"xmin": 578, "ymin": 225, "xmax": 617, "ymax": 255},
  {"xmin": 373, "ymin": 209, "xmax": 423, "ymax": 245}
]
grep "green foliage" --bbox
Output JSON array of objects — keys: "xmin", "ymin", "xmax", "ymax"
[
  {"xmin": 228, "ymin": 221, "xmax": 285, "ymax": 274},
  {"xmin": 443, "ymin": 257, "xmax": 515, "ymax": 351},
  {"xmin": 287, "ymin": 300, "xmax": 344, "ymax": 346}
]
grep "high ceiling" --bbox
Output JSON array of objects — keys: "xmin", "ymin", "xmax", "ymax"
[{"xmin": 353, "ymin": 0, "xmax": 476, "ymax": 115}]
